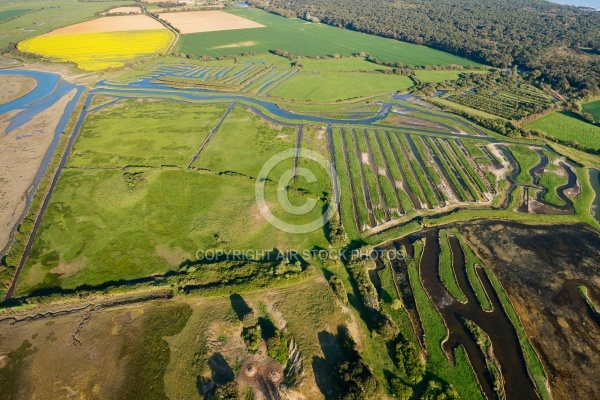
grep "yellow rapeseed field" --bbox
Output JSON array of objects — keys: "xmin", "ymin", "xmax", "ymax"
[{"xmin": 18, "ymin": 30, "xmax": 174, "ymax": 71}]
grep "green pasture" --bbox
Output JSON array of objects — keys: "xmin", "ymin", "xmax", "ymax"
[
  {"xmin": 17, "ymin": 169, "xmax": 328, "ymax": 295},
  {"xmin": 69, "ymin": 100, "xmax": 227, "ymax": 167},
  {"xmin": 582, "ymin": 99, "xmax": 600, "ymax": 122},
  {"xmin": 0, "ymin": 8, "xmax": 32, "ymax": 22},
  {"xmin": 525, "ymin": 111, "xmax": 600, "ymax": 151},
  {"xmin": 269, "ymin": 71, "xmax": 413, "ymax": 102}
]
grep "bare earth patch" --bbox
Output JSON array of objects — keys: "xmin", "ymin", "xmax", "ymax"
[
  {"xmin": 213, "ymin": 41, "xmax": 257, "ymax": 49},
  {"xmin": 0, "ymin": 89, "xmax": 76, "ymax": 252},
  {"xmin": 102, "ymin": 6, "xmax": 142, "ymax": 15},
  {"xmin": 158, "ymin": 11, "xmax": 265, "ymax": 34},
  {"xmin": 0, "ymin": 75, "xmax": 37, "ymax": 106},
  {"xmin": 43, "ymin": 15, "xmax": 166, "ymax": 36}
]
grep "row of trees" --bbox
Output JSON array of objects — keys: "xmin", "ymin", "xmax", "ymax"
[{"xmin": 248, "ymin": 0, "xmax": 600, "ymax": 98}]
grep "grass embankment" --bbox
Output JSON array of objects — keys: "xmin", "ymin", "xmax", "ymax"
[
  {"xmin": 442, "ymin": 230, "xmax": 492, "ymax": 311},
  {"xmin": 0, "ymin": 89, "xmax": 89, "ymax": 299},
  {"xmin": 438, "ymin": 230, "xmax": 468, "ymax": 303}
]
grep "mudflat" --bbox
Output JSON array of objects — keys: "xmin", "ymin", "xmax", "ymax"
[
  {"xmin": 461, "ymin": 221, "xmax": 600, "ymax": 400},
  {"xmin": 0, "ymin": 89, "xmax": 77, "ymax": 253}
]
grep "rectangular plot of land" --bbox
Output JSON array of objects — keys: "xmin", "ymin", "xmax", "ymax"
[
  {"xmin": 44, "ymin": 15, "xmax": 166, "ymax": 36},
  {"xmin": 159, "ymin": 11, "xmax": 264, "ymax": 34}
]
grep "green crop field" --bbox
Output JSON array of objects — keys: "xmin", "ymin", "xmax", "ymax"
[
  {"xmin": 525, "ymin": 111, "xmax": 600, "ymax": 151},
  {"xmin": 69, "ymin": 100, "xmax": 228, "ymax": 167},
  {"xmin": 177, "ymin": 7, "xmax": 480, "ymax": 67},
  {"xmin": 0, "ymin": 8, "xmax": 32, "ymax": 22},
  {"xmin": 582, "ymin": 100, "xmax": 600, "ymax": 122},
  {"xmin": 269, "ymin": 71, "xmax": 413, "ymax": 102}
]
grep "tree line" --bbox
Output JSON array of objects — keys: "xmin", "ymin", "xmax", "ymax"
[{"xmin": 248, "ymin": 0, "xmax": 600, "ymax": 98}]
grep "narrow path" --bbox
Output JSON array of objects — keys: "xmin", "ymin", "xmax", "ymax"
[{"xmin": 187, "ymin": 103, "xmax": 234, "ymax": 168}]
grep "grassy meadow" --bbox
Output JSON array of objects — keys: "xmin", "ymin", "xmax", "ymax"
[
  {"xmin": 525, "ymin": 111, "xmax": 600, "ymax": 151},
  {"xmin": 194, "ymin": 105, "xmax": 296, "ymax": 176},
  {"xmin": 0, "ymin": 8, "xmax": 32, "ymax": 22},
  {"xmin": 269, "ymin": 71, "xmax": 413, "ymax": 102},
  {"xmin": 69, "ymin": 100, "xmax": 227, "ymax": 167},
  {"xmin": 582, "ymin": 99, "xmax": 600, "ymax": 122},
  {"xmin": 177, "ymin": 7, "xmax": 480, "ymax": 67},
  {"xmin": 17, "ymin": 169, "xmax": 329, "ymax": 295}
]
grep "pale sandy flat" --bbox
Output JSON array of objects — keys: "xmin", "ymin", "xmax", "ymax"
[
  {"xmin": 103, "ymin": 6, "xmax": 142, "ymax": 15},
  {"xmin": 158, "ymin": 11, "xmax": 264, "ymax": 34},
  {"xmin": 0, "ymin": 75, "xmax": 37, "ymax": 106},
  {"xmin": 43, "ymin": 15, "xmax": 166, "ymax": 36},
  {"xmin": 0, "ymin": 89, "xmax": 77, "ymax": 253}
]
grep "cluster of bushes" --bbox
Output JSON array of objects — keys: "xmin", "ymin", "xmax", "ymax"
[
  {"xmin": 345, "ymin": 255, "xmax": 398, "ymax": 340},
  {"xmin": 394, "ymin": 334, "xmax": 425, "ymax": 385},
  {"xmin": 240, "ymin": 308, "xmax": 262, "ymax": 353},
  {"xmin": 327, "ymin": 274, "xmax": 348, "ymax": 305},
  {"xmin": 333, "ymin": 327, "xmax": 384, "ymax": 400},
  {"xmin": 265, "ymin": 330, "xmax": 289, "ymax": 364},
  {"xmin": 325, "ymin": 211, "xmax": 347, "ymax": 246}
]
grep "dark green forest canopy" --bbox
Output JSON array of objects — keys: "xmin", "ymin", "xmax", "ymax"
[{"xmin": 249, "ymin": 0, "xmax": 600, "ymax": 97}]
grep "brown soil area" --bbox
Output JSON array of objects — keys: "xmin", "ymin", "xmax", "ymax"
[
  {"xmin": 0, "ymin": 75, "xmax": 37, "ymax": 106},
  {"xmin": 0, "ymin": 89, "xmax": 76, "ymax": 252},
  {"xmin": 43, "ymin": 15, "xmax": 166, "ymax": 36},
  {"xmin": 460, "ymin": 221, "xmax": 600, "ymax": 400},
  {"xmin": 102, "ymin": 6, "xmax": 142, "ymax": 15},
  {"xmin": 158, "ymin": 11, "xmax": 265, "ymax": 34}
]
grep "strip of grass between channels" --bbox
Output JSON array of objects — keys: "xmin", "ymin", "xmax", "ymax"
[
  {"xmin": 438, "ymin": 230, "xmax": 468, "ymax": 303},
  {"xmin": 407, "ymin": 240, "xmax": 483, "ymax": 399},
  {"xmin": 332, "ymin": 128, "xmax": 360, "ymax": 239}
]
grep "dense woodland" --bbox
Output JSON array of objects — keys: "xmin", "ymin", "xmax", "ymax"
[{"xmin": 248, "ymin": 0, "xmax": 600, "ymax": 98}]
